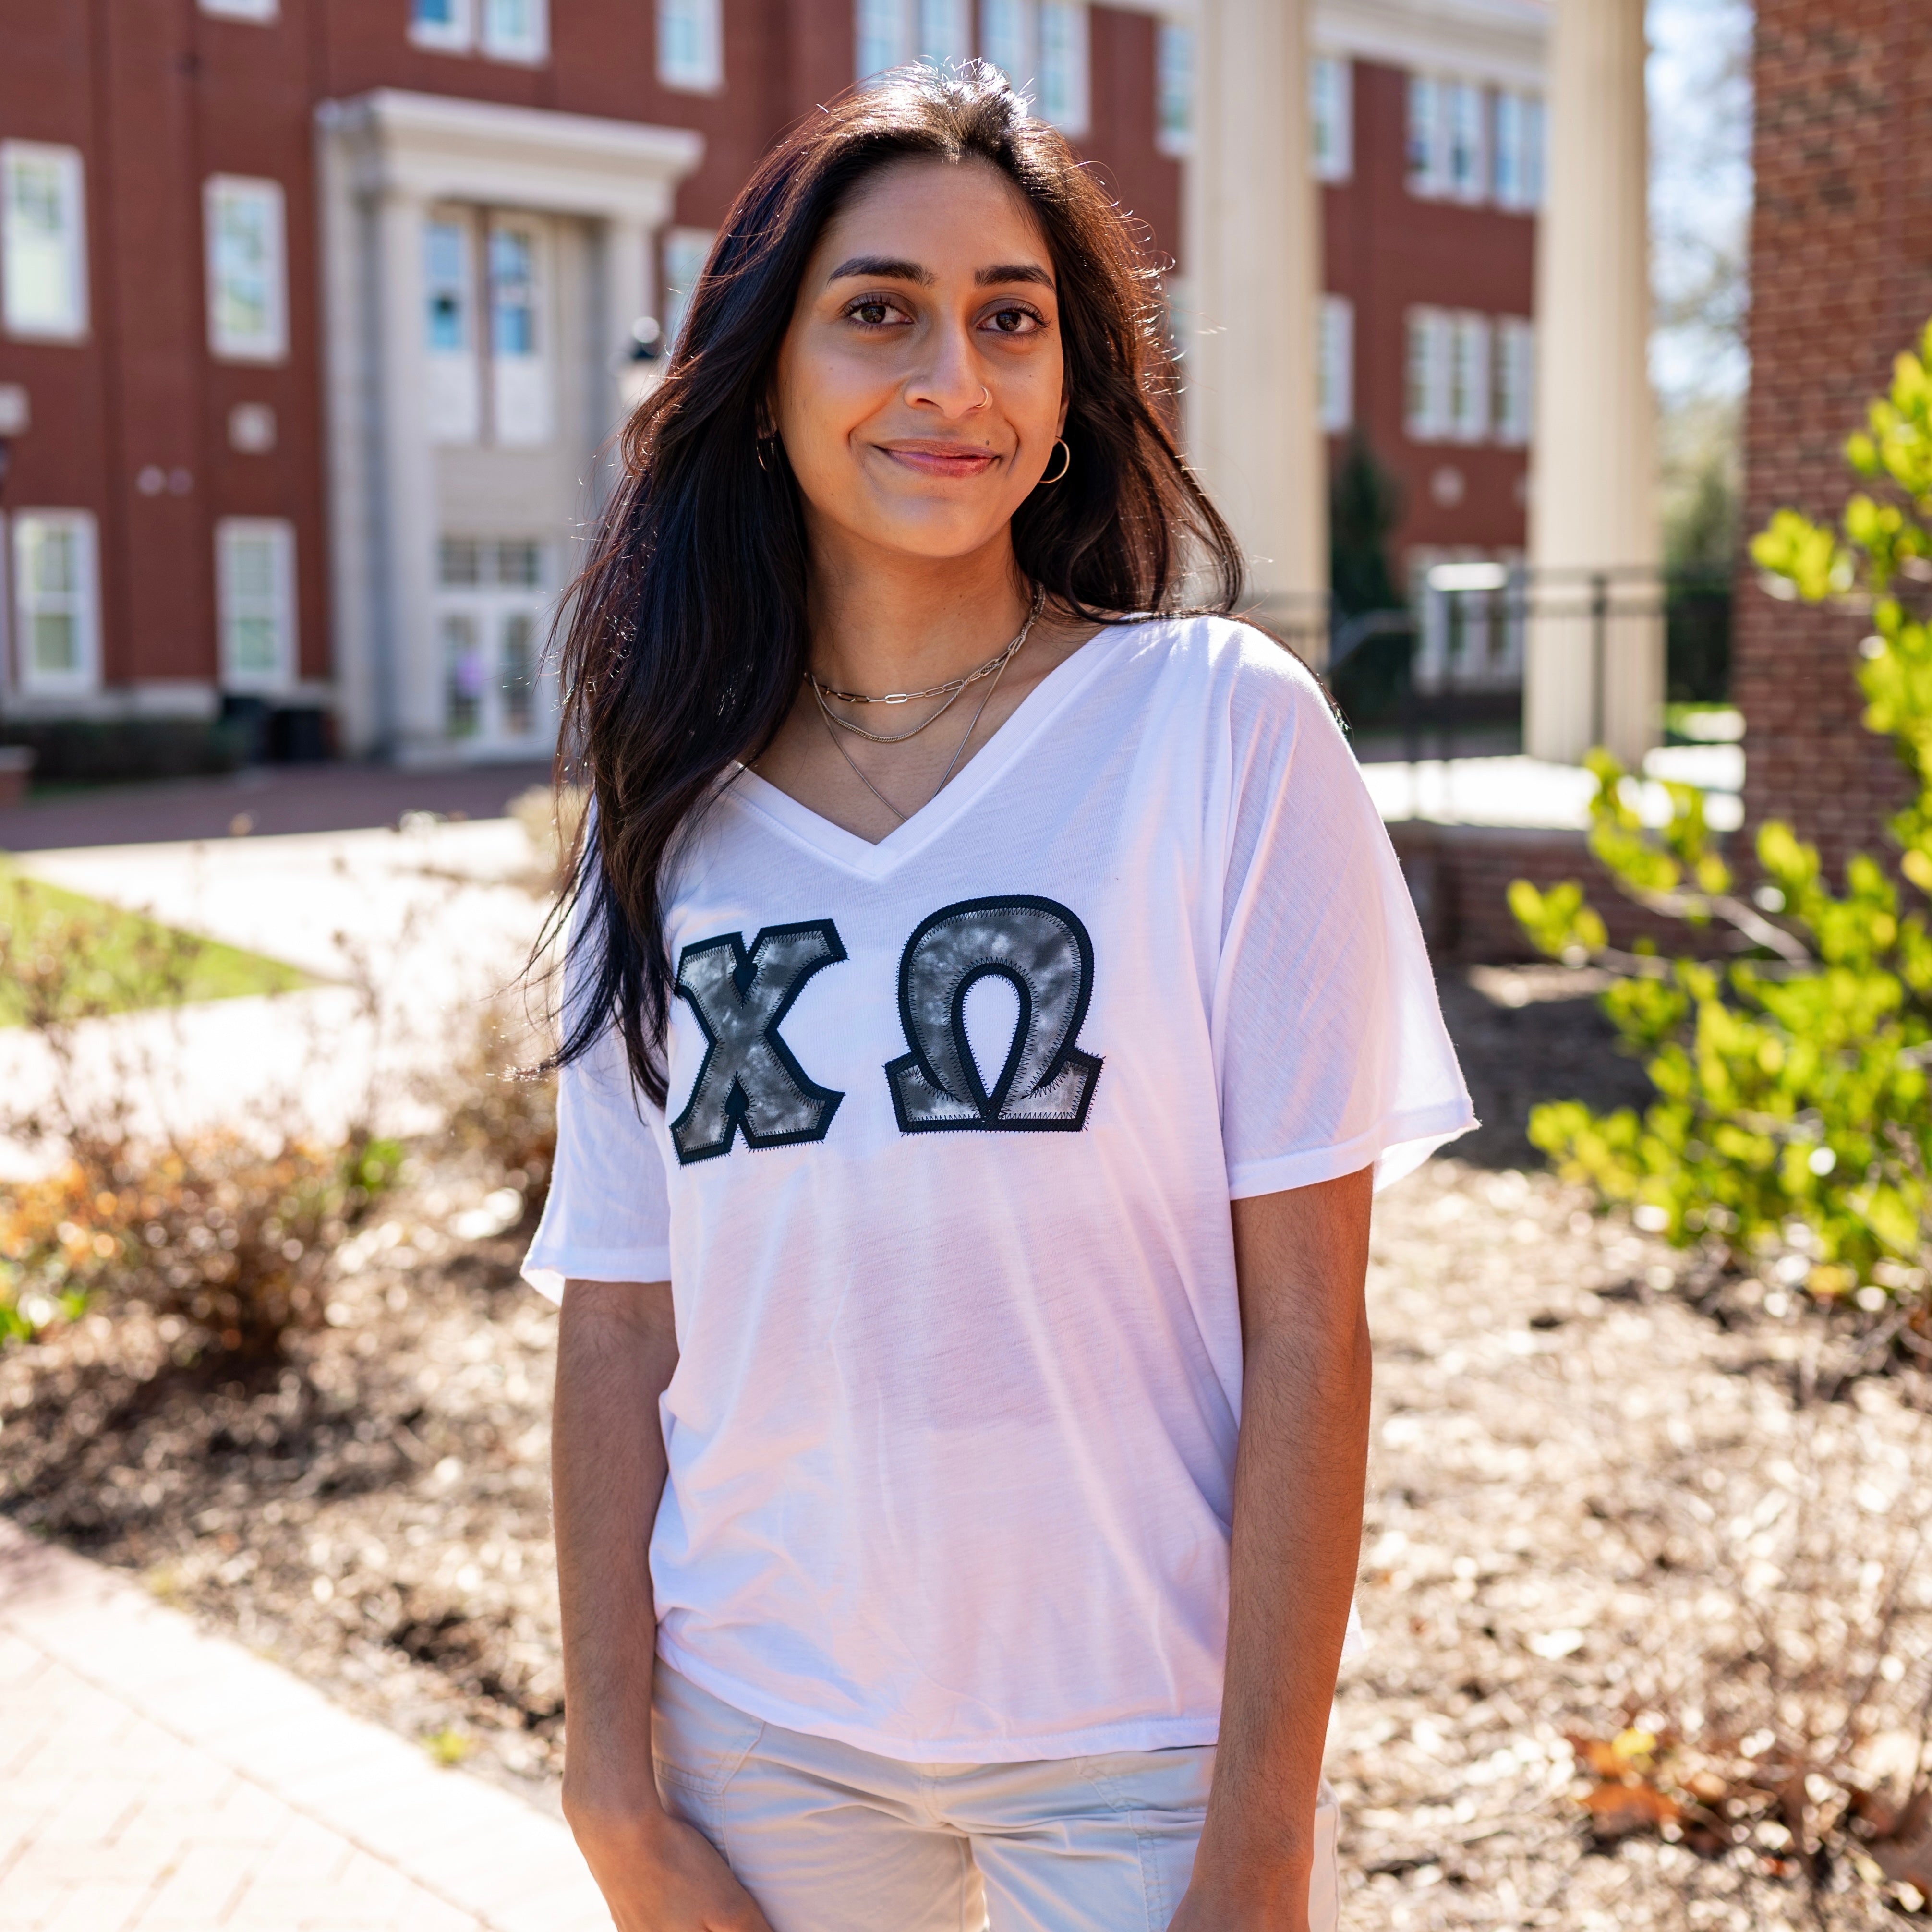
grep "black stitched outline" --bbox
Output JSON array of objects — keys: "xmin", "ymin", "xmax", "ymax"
[
  {"xmin": 885, "ymin": 894, "xmax": 1103, "ymax": 1134},
  {"xmin": 669, "ymin": 919, "xmax": 847, "ymax": 1164}
]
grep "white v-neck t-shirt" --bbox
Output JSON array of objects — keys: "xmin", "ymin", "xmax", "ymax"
[{"xmin": 525, "ymin": 615, "xmax": 1474, "ymax": 1763}]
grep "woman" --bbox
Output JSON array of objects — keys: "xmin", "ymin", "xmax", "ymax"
[{"xmin": 525, "ymin": 61, "xmax": 1472, "ymax": 1932}]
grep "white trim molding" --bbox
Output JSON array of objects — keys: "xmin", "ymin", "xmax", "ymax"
[{"xmin": 1312, "ymin": 0, "xmax": 1546, "ymax": 91}]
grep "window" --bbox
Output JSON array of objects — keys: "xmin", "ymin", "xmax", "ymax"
[
  {"xmin": 489, "ymin": 220, "xmax": 549, "ymax": 446},
  {"xmin": 481, "ymin": 0, "xmax": 545, "ymax": 59},
  {"xmin": 1496, "ymin": 94, "xmax": 1547, "ymax": 209},
  {"xmin": 437, "ymin": 537, "xmax": 549, "ymax": 744},
  {"xmin": 204, "ymin": 177, "xmax": 287, "ymax": 362},
  {"xmin": 1155, "ymin": 24, "xmax": 1193, "ymax": 157},
  {"xmin": 1447, "ymin": 82, "xmax": 1485, "ymax": 200},
  {"xmin": 1408, "ymin": 77, "xmax": 1485, "ymax": 201},
  {"xmin": 490, "ymin": 225, "xmax": 535, "ymax": 359},
  {"xmin": 1405, "ymin": 76, "xmax": 1439, "ymax": 191},
  {"xmin": 659, "ymin": 0, "xmax": 723, "ymax": 89},
  {"xmin": 424, "ymin": 214, "xmax": 478, "ymax": 444},
  {"xmin": 1405, "ymin": 307, "xmax": 1450, "ymax": 441},
  {"xmin": 662, "ymin": 228, "xmax": 713, "ymax": 352},
  {"xmin": 1449, "ymin": 312, "xmax": 1490, "ymax": 441},
  {"xmin": 856, "ymin": 0, "xmax": 909, "ymax": 77},
  {"xmin": 916, "ymin": 0, "xmax": 970, "ymax": 66},
  {"xmin": 2, "ymin": 144, "xmax": 87, "ymax": 341},
  {"xmin": 409, "ymin": 0, "xmax": 471, "ymax": 51},
  {"xmin": 980, "ymin": 0, "xmax": 1036, "ymax": 92},
  {"xmin": 200, "ymin": 0, "xmax": 278, "ymax": 19},
  {"xmin": 217, "ymin": 519, "xmax": 296, "ymax": 689},
  {"xmin": 425, "ymin": 218, "xmax": 470, "ymax": 353},
  {"xmin": 1310, "ymin": 55, "xmax": 1351, "ymax": 181},
  {"xmin": 12, "ymin": 512, "xmax": 98, "ymax": 694},
  {"xmin": 1038, "ymin": 2, "xmax": 1088, "ymax": 134},
  {"xmin": 1317, "ymin": 295, "xmax": 1353, "ymax": 434},
  {"xmin": 1494, "ymin": 318, "xmax": 1534, "ymax": 444}
]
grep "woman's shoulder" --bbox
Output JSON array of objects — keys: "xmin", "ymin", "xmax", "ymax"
[{"xmin": 1101, "ymin": 611, "xmax": 1332, "ymax": 725}]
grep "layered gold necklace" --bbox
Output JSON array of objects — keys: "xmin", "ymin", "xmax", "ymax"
[{"xmin": 805, "ymin": 592, "xmax": 1044, "ymax": 823}]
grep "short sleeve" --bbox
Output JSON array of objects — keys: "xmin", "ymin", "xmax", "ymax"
[
  {"xmin": 1212, "ymin": 648, "xmax": 1474, "ymax": 1197},
  {"xmin": 521, "ymin": 983, "xmax": 673, "ymax": 1303}
]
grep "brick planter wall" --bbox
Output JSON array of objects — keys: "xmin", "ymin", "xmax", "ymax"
[
  {"xmin": 1737, "ymin": 1, "xmax": 1932, "ymax": 881},
  {"xmin": 1387, "ymin": 821, "xmax": 1696, "ymax": 963}
]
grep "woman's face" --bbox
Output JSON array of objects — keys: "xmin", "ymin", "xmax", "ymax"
[{"xmin": 772, "ymin": 156, "xmax": 1067, "ymax": 568}]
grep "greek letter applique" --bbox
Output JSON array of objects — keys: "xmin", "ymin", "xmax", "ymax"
[
  {"xmin": 885, "ymin": 896, "xmax": 1102, "ymax": 1133},
  {"xmin": 670, "ymin": 922, "xmax": 846, "ymax": 1163}
]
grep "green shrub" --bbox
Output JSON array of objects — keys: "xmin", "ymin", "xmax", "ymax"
[{"xmin": 1511, "ymin": 320, "xmax": 1932, "ymax": 1315}]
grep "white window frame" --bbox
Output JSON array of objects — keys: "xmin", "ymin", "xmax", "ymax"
[
  {"xmin": 659, "ymin": 0, "xmax": 724, "ymax": 91},
  {"xmin": 856, "ymin": 0, "xmax": 911, "ymax": 79},
  {"xmin": 481, "ymin": 0, "xmax": 547, "ymax": 61},
  {"xmin": 1494, "ymin": 317, "xmax": 1534, "ymax": 445},
  {"xmin": 1, "ymin": 143, "xmax": 88, "ymax": 342},
  {"xmin": 1310, "ymin": 55, "xmax": 1351, "ymax": 182},
  {"xmin": 1405, "ymin": 306, "xmax": 1451, "ymax": 442},
  {"xmin": 216, "ymin": 518, "xmax": 297, "ymax": 692},
  {"xmin": 1038, "ymin": 1, "xmax": 1089, "ymax": 136},
  {"xmin": 204, "ymin": 175, "xmax": 288, "ymax": 363},
  {"xmin": 409, "ymin": 0, "xmax": 473, "ymax": 52},
  {"xmin": 1449, "ymin": 311, "xmax": 1491, "ymax": 442},
  {"xmin": 915, "ymin": 0, "xmax": 971, "ymax": 67},
  {"xmin": 662, "ymin": 227, "xmax": 714, "ymax": 353},
  {"xmin": 1317, "ymin": 294, "xmax": 1353, "ymax": 435},
  {"xmin": 1521, "ymin": 96, "xmax": 1546, "ymax": 210},
  {"xmin": 199, "ymin": 0, "xmax": 278, "ymax": 18},
  {"xmin": 1155, "ymin": 22, "xmax": 1193, "ymax": 158},
  {"xmin": 12, "ymin": 511, "xmax": 100, "ymax": 696},
  {"xmin": 980, "ymin": 0, "xmax": 1038, "ymax": 95}
]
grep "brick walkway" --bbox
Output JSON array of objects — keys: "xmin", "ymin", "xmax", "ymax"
[{"xmin": 0, "ymin": 1522, "xmax": 608, "ymax": 1932}]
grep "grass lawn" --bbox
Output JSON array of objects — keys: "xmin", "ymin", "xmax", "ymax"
[{"xmin": 0, "ymin": 867, "xmax": 310, "ymax": 1026}]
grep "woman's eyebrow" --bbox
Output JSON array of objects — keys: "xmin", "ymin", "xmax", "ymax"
[
  {"xmin": 975, "ymin": 263, "xmax": 1054, "ymax": 289},
  {"xmin": 826, "ymin": 254, "xmax": 934, "ymax": 285}
]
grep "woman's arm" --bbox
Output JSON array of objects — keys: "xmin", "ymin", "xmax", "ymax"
[
  {"xmin": 553, "ymin": 1279, "xmax": 774, "ymax": 1932},
  {"xmin": 1169, "ymin": 1165, "xmax": 1376, "ymax": 1932}
]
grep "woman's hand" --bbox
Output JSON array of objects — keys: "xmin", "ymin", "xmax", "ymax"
[
  {"xmin": 1165, "ymin": 1862, "xmax": 1312, "ymax": 1932},
  {"xmin": 566, "ymin": 1799, "xmax": 775, "ymax": 1932}
]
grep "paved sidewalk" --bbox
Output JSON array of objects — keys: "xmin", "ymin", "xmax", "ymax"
[{"xmin": 0, "ymin": 1521, "xmax": 608, "ymax": 1932}]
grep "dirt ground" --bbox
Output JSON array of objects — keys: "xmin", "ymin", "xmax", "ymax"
[{"xmin": 4, "ymin": 966, "xmax": 1929, "ymax": 1927}]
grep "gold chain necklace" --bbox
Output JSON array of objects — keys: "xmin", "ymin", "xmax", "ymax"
[
  {"xmin": 812, "ymin": 603, "xmax": 1038, "ymax": 824},
  {"xmin": 806, "ymin": 595, "xmax": 1042, "ymax": 747}
]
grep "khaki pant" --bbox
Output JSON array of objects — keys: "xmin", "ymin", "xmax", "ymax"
[{"xmin": 652, "ymin": 1664, "xmax": 1341, "ymax": 1932}]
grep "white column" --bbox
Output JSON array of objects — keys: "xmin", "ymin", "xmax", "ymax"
[
  {"xmin": 1182, "ymin": 0, "xmax": 1327, "ymax": 656},
  {"xmin": 1525, "ymin": 0, "xmax": 1660, "ymax": 768},
  {"xmin": 605, "ymin": 214, "xmax": 660, "ymax": 426},
  {"xmin": 372, "ymin": 184, "xmax": 442, "ymax": 761}
]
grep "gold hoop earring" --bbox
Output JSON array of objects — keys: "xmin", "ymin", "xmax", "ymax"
[
  {"xmin": 755, "ymin": 434, "xmax": 776, "ymax": 473},
  {"xmin": 1038, "ymin": 438, "xmax": 1071, "ymax": 486}
]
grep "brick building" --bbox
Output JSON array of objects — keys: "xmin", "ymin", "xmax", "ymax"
[
  {"xmin": 0, "ymin": 0, "xmax": 1543, "ymax": 764},
  {"xmin": 1738, "ymin": 0, "xmax": 1932, "ymax": 872}
]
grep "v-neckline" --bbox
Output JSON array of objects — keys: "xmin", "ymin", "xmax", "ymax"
[{"xmin": 725, "ymin": 622, "xmax": 1126, "ymax": 879}]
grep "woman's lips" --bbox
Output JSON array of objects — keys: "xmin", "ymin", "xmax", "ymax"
[{"xmin": 878, "ymin": 443, "xmax": 1001, "ymax": 477}]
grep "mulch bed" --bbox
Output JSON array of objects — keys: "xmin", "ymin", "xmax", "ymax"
[{"xmin": 4, "ymin": 967, "xmax": 1930, "ymax": 1925}]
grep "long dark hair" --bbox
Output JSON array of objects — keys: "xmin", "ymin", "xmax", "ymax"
[{"xmin": 549, "ymin": 60, "xmax": 1243, "ymax": 1103}]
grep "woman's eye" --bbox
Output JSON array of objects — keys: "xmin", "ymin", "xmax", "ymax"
[
  {"xmin": 847, "ymin": 298, "xmax": 906, "ymax": 327},
  {"xmin": 984, "ymin": 306, "xmax": 1044, "ymax": 336}
]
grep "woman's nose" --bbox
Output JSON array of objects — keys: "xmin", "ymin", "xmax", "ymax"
[{"xmin": 906, "ymin": 323, "xmax": 988, "ymax": 419}]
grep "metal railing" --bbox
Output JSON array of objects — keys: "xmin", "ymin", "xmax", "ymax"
[{"xmin": 1328, "ymin": 561, "xmax": 1733, "ymax": 761}]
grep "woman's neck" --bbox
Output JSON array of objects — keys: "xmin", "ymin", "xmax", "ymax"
[{"xmin": 806, "ymin": 531, "xmax": 1033, "ymax": 698}]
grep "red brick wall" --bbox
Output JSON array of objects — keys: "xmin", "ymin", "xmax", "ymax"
[
  {"xmin": 1321, "ymin": 58, "xmax": 1536, "ymax": 575},
  {"xmin": 1737, "ymin": 0, "xmax": 1932, "ymax": 876}
]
